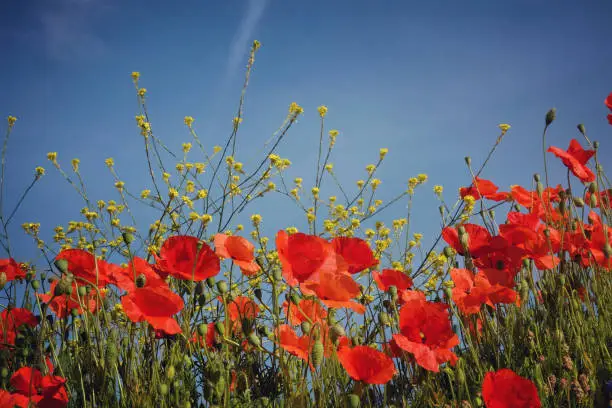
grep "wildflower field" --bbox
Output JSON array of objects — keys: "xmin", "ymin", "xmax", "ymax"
[{"xmin": 0, "ymin": 41, "xmax": 611, "ymax": 408}]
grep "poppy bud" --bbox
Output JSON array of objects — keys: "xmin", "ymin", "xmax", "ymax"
[
  {"xmin": 589, "ymin": 193, "xmax": 598, "ymax": 208},
  {"xmin": 464, "ymin": 156, "xmax": 471, "ymax": 167},
  {"xmin": 603, "ymin": 243, "xmax": 612, "ymax": 259},
  {"xmin": 301, "ymin": 321, "xmax": 311, "ymax": 335},
  {"xmin": 558, "ymin": 200, "xmax": 566, "ymax": 215},
  {"xmin": 0, "ymin": 367, "xmax": 8, "ymax": 378},
  {"xmin": 310, "ymin": 340, "xmax": 324, "ymax": 368},
  {"xmin": 443, "ymin": 246, "xmax": 454, "ymax": 258},
  {"xmin": 0, "ymin": 272, "xmax": 7, "ymax": 290},
  {"xmin": 536, "ymin": 181, "xmax": 544, "ymax": 196},
  {"xmin": 577, "ymin": 124, "xmax": 586, "ymax": 135},
  {"xmin": 522, "ymin": 258, "xmax": 531, "ymax": 269},
  {"xmin": 330, "ymin": 324, "xmax": 346, "ymax": 342},
  {"xmin": 78, "ymin": 286, "xmax": 87, "ymax": 296},
  {"xmin": 443, "ymin": 287, "xmax": 453, "ymax": 300},
  {"xmin": 378, "ymin": 312, "xmax": 390, "ymax": 326},
  {"xmin": 474, "ymin": 396, "xmax": 483, "ymax": 406},
  {"xmin": 31, "ymin": 280, "xmax": 40, "ymax": 291},
  {"xmin": 195, "ymin": 281, "xmax": 205, "ymax": 295},
  {"xmin": 214, "ymin": 321, "xmax": 225, "ymax": 337},
  {"xmin": 519, "ymin": 280, "xmax": 529, "ymax": 304},
  {"xmin": 588, "ymin": 182, "xmax": 597, "ymax": 194},
  {"xmin": 388, "ymin": 285, "xmax": 398, "ymax": 300},
  {"xmin": 166, "ymin": 365, "xmax": 176, "ymax": 380},
  {"xmin": 593, "ymin": 141, "xmax": 599, "ymax": 150},
  {"xmin": 533, "ymin": 173, "xmax": 541, "ymax": 183},
  {"xmin": 159, "ymin": 383, "xmax": 169, "ymax": 396},
  {"xmin": 71, "ymin": 308, "xmax": 79, "ymax": 318},
  {"xmin": 290, "ymin": 292, "xmax": 301, "ymax": 305},
  {"xmin": 543, "ymin": 228, "xmax": 550, "ymax": 238},
  {"xmin": 573, "ymin": 197, "xmax": 585, "ymax": 208},
  {"xmin": 346, "ymin": 394, "xmax": 360, "ymax": 408},
  {"xmin": 206, "ymin": 277, "xmax": 216, "ymax": 288},
  {"xmin": 197, "ymin": 323, "xmax": 208, "ymax": 337},
  {"xmin": 248, "ymin": 332, "xmax": 261, "ymax": 348},
  {"xmin": 135, "ymin": 274, "xmax": 147, "ymax": 288},
  {"xmin": 54, "ymin": 258, "xmax": 69, "ymax": 274},
  {"xmin": 55, "ymin": 279, "xmax": 72, "ymax": 296},
  {"xmin": 545, "ymin": 108, "xmax": 556, "ymax": 126},
  {"xmin": 216, "ymin": 280, "xmax": 228, "ymax": 294},
  {"xmin": 439, "ymin": 205, "xmax": 445, "ymax": 217},
  {"xmin": 460, "ymin": 233, "xmax": 469, "ymax": 251}
]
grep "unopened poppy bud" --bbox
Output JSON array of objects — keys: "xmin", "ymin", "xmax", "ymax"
[
  {"xmin": 55, "ymin": 279, "xmax": 72, "ymax": 296},
  {"xmin": 159, "ymin": 383, "xmax": 169, "ymax": 396},
  {"xmin": 444, "ymin": 287, "xmax": 453, "ymax": 300},
  {"xmin": 0, "ymin": 272, "xmax": 7, "ymax": 289},
  {"xmin": 0, "ymin": 367, "xmax": 8, "ymax": 378},
  {"xmin": 388, "ymin": 285, "xmax": 398, "ymax": 299},
  {"xmin": 54, "ymin": 258, "xmax": 69, "ymax": 274},
  {"xmin": 197, "ymin": 323, "xmax": 208, "ymax": 337},
  {"xmin": 536, "ymin": 181, "xmax": 544, "ymax": 196},
  {"xmin": 522, "ymin": 258, "xmax": 531, "ymax": 269},
  {"xmin": 588, "ymin": 182, "xmax": 597, "ymax": 194},
  {"xmin": 216, "ymin": 280, "xmax": 228, "ymax": 294},
  {"xmin": 593, "ymin": 141, "xmax": 599, "ymax": 150},
  {"xmin": 310, "ymin": 340, "xmax": 324, "ymax": 368},
  {"xmin": 135, "ymin": 274, "xmax": 146, "ymax": 288},
  {"xmin": 166, "ymin": 365, "xmax": 176, "ymax": 380},
  {"xmin": 214, "ymin": 321, "xmax": 225, "ymax": 337},
  {"xmin": 71, "ymin": 308, "xmax": 79, "ymax": 318},
  {"xmin": 31, "ymin": 280, "xmax": 40, "ymax": 290},
  {"xmin": 379, "ymin": 312, "xmax": 390, "ymax": 326},
  {"xmin": 122, "ymin": 232, "xmax": 134, "ymax": 245},
  {"xmin": 346, "ymin": 394, "xmax": 360, "ymax": 408},
  {"xmin": 464, "ymin": 156, "xmax": 471, "ymax": 167},
  {"xmin": 533, "ymin": 173, "xmax": 541, "ymax": 183},
  {"xmin": 603, "ymin": 243, "xmax": 612, "ymax": 259},
  {"xmin": 545, "ymin": 108, "xmax": 556, "ymax": 126},
  {"xmin": 195, "ymin": 281, "xmax": 205, "ymax": 295},
  {"xmin": 443, "ymin": 246, "xmax": 454, "ymax": 258},
  {"xmin": 474, "ymin": 396, "xmax": 483, "ymax": 406},
  {"xmin": 558, "ymin": 200, "xmax": 566, "ymax": 215},
  {"xmin": 247, "ymin": 332, "xmax": 261, "ymax": 348},
  {"xmin": 573, "ymin": 197, "xmax": 585, "ymax": 208},
  {"xmin": 78, "ymin": 286, "xmax": 87, "ymax": 296},
  {"xmin": 206, "ymin": 277, "xmax": 216, "ymax": 288},
  {"xmin": 460, "ymin": 233, "xmax": 469, "ymax": 250},
  {"xmin": 577, "ymin": 124, "xmax": 586, "ymax": 135},
  {"xmin": 589, "ymin": 194, "xmax": 598, "ymax": 208},
  {"xmin": 301, "ymin": 321, "xmax": 311, "ymax": 334},
  {"xmin": 330, "ymin": 324, "xmax": 346, "ymax": 342}
]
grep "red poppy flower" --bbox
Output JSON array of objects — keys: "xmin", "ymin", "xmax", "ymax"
[
  {"xmin": 154, "ymin": 235, "xmax": 220, "ymax": 281},
  {"xmin": 276, "ymin": 230, "xmax": 337, "ymax": 285},
  {"xmin": 337, "ymin": 345, "xmax": 396, "ymax": 384},
  {"xmin": 38, "ymin": 280, "xmax": 105, "ymax": 319},
  {"xmin": 121, "ymin": 285, "xmax": 184, "ymax": 335},
  {"xmin": 0, "ymin": 258, "xmax": 27, "ymax": 282},
  {"xmin": 392, "ymin": 298, "xmax": 459, "ymax": 372},
  {"xmin": 110, "ymin": 256, "xmax": 167, "ymax": 293},
  {"xmin": 0, "ymin": 308, "xmax": 38, "ymax": 347},
  {"xmin": 605, "ymin": 92, "xmax": 612, "ymax": 110},
  {"xmin": 372, "ymin": 269, "xmax": 413, "ymax": 292},
  {"xmin": 482, "ymin": 368, "xmax": 541, "ymax": 408},
  {"xmin": 460, "ymin": 177, "xmax": 510, "ymax": 202},
  {"xmin": 331, "ymin": 237, "xmax": 378, "ymax": 274},
  {"xmin": 451, "ymin": 268, "xmax": 517, "ymax": 315},
  {"xmin": 586, "ymin": 211, "xmax": 612, "ymax": 269},
  {"xmin": 191, "ymin": 323, "xmax": 218, "ymax": 349},
  {"xmin": 276, "ymin": 324, "xmax": 314, "ymax": 366},
  {"xmin": 302, "ymin": 269, "xmax": 366, "ymax": 314},
  {"xmin": 608, "ymin": 113, "xmax": 612, "ymax": 125},
  {"xmin": 55, "ymin": 249, "xmax": 113, "ymax": 287},
  {"xmin": 585, "ymin": 189, "xmax": 612, "ymax": 208},
  {"xmin": 442, "ymin": 223, "xmax": 492, "ymax": 256},
  {"xmin": 547, "ymin": 139, "xmax": 596, "ymax": 183},
  {"xmin": 214, "ymin": 233, "xmax": 260, "ymax": 276},
  {"xmin": 10, "ymin": 366, "xmax": 69, "ymax": 408},
  {"xmin": 283, "ymin": 299, "xmax": 327, "ymax": 326},
  {"xmin": 227, "ymin": 296, "xmax": 259, "ymax": 333}
]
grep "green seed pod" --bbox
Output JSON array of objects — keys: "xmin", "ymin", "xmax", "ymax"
[
  {"xmin": 216, "ymin": 280, "xmax": 228, "ymax": 294},
  {"xmin": 135, "ymin": 274, "xmax": 147, "ymax": 288},
  {"xmin": 206, "ymin": 276, "xmax": 216, "ymax": 288},
  {"xmin": 577, "ymin": 124, "xmax": 586, "ymax": 135},
  {"xmin": 301, "ymin": 321, "xmax": 311, "ymax": 335},
  {"xmin": 54, "ymin": 258, "xmax": 69, "ymax": 274},
  {"xmin": 247, "ymin": 332, "xmax": 261, "ymax": 348},
  {"xmin": 545, "ymin": 107, "xmax": 556, "ymax": 126},
  {"xmin": 589, "ymin": 182, "xmax": 597, "ymax": 194},
  {"xmin": 159, "ymin": 383, "xmax": 169, "ymax": 396},
  {"xmin": 166, "ymin": 365, "xmax": 176, "ymax": 380},
  {"xmin": 443, "ymin": 246, "xmax": 454, "ymax": 258},
  {"xmin": 55, "ymin": 279, "xmax": 72, "ymax": 296},
  {"xmin": 310, "ymin": 340, "xmax": 324, "ymax": 368},
  {"xmin": 197, "ymin": 323, "xmax": 208, "ymax": 337},
  {"xmin": 78, "ymin": 286, "xmax": 87, "ymax": 297},
  {"xmin": 346, "ymin": 394, "xmax": 360, "ymax": 408},
  {"xmin": 572, "ymin": 196, "xmax": 585, "ymax": 208},
  {"xmin": 31, "ymin": 280, "xmax": 40, "ymax": 291},
  {"xmin": 214, "ymin": 321, "xmax": 225, "ymax": 337}
]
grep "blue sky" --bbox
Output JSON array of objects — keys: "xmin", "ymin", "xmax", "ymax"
[{"xmin": 1, "ymin": 0, "xmax": 611, "ymax": 267}]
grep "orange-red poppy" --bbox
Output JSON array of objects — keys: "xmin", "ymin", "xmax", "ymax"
[
  {"xmin": 547, "ymin": 139, "xmax": 596, "ymax": 183},
  {"xmin": 482, "ymin": 368, "xmax": 541, "ymax": 408},
  {"xmin": 214, "ymin": 233, "xmax": 260, "ymax": 276},
  {"xmin": 331, "ymin": 237, "xmax": 378, "ymax": 274},
  {"xmin": 121, "ymin": 285, "xmax": 184, "ymax": 335},
  {"xmin": 337, "ymin": 345, "xmax": 396, "ymax": 384},
  {"xmin": 154, "ymin": 235, "xmax": 220, "ymax": 281}
]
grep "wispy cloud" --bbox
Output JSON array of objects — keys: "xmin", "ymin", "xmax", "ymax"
[
  {"xmin": 37, "ymin": 0, "xmax": 109, "ymax": 62},
  {"xmin": 226, "ymin": 0, "xmax": 269, "ymax": 79}
]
